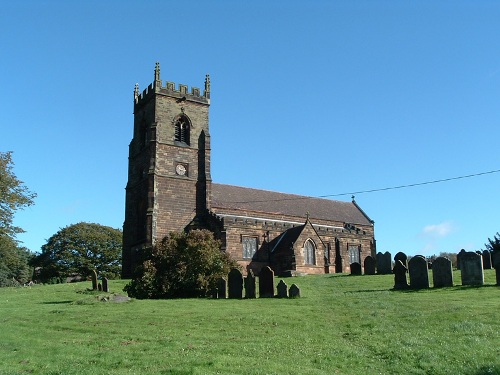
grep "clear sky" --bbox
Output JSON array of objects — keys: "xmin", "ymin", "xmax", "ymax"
[{"xmin": 1, "ymin": 1, "xmax": 499, "ymax": 257}]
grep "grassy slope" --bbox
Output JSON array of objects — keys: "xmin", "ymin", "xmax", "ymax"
[{"xmin": 0, "ymin": 270, "xmax": 498, "ymax": 375}]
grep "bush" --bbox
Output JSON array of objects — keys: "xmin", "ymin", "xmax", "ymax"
[{"xmin": 124, "ymin": 230, "xmax": 238, "ymax": 299}]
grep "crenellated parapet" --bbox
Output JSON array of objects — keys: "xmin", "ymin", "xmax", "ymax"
[{"xmin": 134, "ymin": 62, "xmax": 210, "ymax": 106}]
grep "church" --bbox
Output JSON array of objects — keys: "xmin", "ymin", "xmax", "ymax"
[{"xmin": 122, "ymin": 63, "xmax": 376, "ymax": 278}]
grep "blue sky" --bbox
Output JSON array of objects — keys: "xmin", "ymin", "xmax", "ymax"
[{"xmin": 1, "ymin": 1, "xmax": 499, "ymax": 257}]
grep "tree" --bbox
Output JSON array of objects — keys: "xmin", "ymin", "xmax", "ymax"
[
  {"xmin": 485, "ymin": 232, "xmax": 500, "ymax": 253},
  {"xmin": 124, "ymin": 229, "xmax": 239, "ymax": 299},
  {"xmin": 31, "ymin": 222, "xmax": 122, "ymax": 282},
  {"xmin": 0, "ymin": 151, "xmax": 36, "ymax": 238},
  {"xmin": 0, "ymin": 234, "xmax": 33, "ymax": 286}
]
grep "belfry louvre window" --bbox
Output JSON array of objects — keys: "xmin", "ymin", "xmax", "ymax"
[
  {"xmin": 304, "ymin": 240, "xmax": 316, "ymax": 265},
  {"xmin": 242, "ymin": 236, "xmax": 257, "ymax": 259},
  {"xmin": 174, "ymin": 116, "xmax": 190, "ymax": 145}
]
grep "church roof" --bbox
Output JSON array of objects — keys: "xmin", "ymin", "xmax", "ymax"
[{"xmin": 211, "ymin": 183, "xmax": 373, "ymax": 226}]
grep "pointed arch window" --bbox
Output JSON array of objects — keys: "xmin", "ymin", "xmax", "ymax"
[
  {"xmin": 174, "ymin": 115, "xmax": 190, "ymax": 145},
  {"xmin": 304, "ymin": 239, "xmax": 316, "ymax": 265}
]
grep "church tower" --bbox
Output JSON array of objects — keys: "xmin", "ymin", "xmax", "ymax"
[{"xmin": 122, "ymin": 63, "xmax": 211, "ymax": 278}]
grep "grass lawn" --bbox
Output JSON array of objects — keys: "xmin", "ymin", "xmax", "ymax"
[{"xmin": 0, "ymin": 270, "xmax": 499, "ymax": 375}]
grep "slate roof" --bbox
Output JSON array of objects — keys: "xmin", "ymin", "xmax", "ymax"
[{"xmin": 211, "ymin": 183, "xmax": 373, "ymax": 226}]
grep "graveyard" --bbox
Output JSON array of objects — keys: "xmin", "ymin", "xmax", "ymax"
[{"xmin": 1, "ymin": 269, "xmax": 498, "ymax": 374}]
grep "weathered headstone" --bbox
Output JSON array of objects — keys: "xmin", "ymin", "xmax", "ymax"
[
  {"xmin": 394, "ymin": 252, "xmax": 408, "ymax": 267},
  {"xmin": 364, "ymin": 256, "xmax": 376, "ymax": 275},
  {"xmin": 393, "ymin": 260, "xmax": 408, "ymax": 289},
  {"xmin": 277, "ymin": 280, "xmax": 288, "ymax": 298},
  {"xmin": 408, "ymin": 255, "xmax": 429, "ymax": 289},
  {"xmin": 482, "ymin": 250, "xmax": 492, "ymax": 269},
  {"xmin": 432, "ymin": 256, "xmax": 453, "ymax": 288},
  {"xmin": 457, "ymin": 249, "xmax": 467, "ymax": 270},
  {"xmin": 98, "ymin": 283, "xmax": 102, "ymax": 291},
  {"xmin": 217, "ymin": 277, "xmax": 227, "ymax": 299},
  {"xmin": 376, "ymin": 251, "xmax": 392, "ymax": 274},
  {"xmin": 91, "ymin": 270, "xmax": 98, "ymax": 290},
  {"xmin": 228, "ymin": 268, "xmax": 243, "ymax": 299},
  {"xmin": 350, "ymin": 262, "xmax": 362, "ymax": 275},
  {"xmin": 289, "ymin": 284, "xmax": 301, "ymax": 298},
  {"xmin": 102, "ymin": 277, "xmax": 109, "ymax": 293},
  {"xmin": 259, "ymin": 266, "xmax": 275, "ymax": 298},
  {"xmin": 244, "ymin": 269, "xmax": 256, "ymax": 299},
  {"xmin": 491, "ymin": 251, "xmax": 500, "ymax": 286},
  {"xmin": 460, "ymin": 251, "xmax": 484, "ymax": 286}
]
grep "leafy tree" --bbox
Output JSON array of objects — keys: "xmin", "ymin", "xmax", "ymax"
[
  {"xmin": 31, "ymin": 222, "xmax": 122, "ymax": 282},
  {"xmin": 485, "ymin": 232, "xmax": 500, "ymax": 253},
  {"xmin": 124, "ymin": 229, "xmax": 238, "ymax": 299},
  {"xmin": 0, "ymin": 151, "xmax": 36, "ymax": 238},
  {"xmin": 0, "ymin": 234, "xmax": 33, "ymax": 286}
]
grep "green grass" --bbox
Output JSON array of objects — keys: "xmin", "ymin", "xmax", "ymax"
[{"xmin": 0, "ymin": 270, "xmax": 499, "ymax": 375}]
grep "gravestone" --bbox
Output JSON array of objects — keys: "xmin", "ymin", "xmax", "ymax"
[
  {"xmin": 350, "ymin": 262, "xmax": 362, "ymax": 275},
  {"xmin": 482, "ymin": 250, "xmax": 492, "ymax": 270},
  {"xmin": 432, "ymin": 257, "xmax": 453, "ymax": 288},
  {"xmin": 98, "ymin": 283, "xmax": 102, "ymax": 291},
  {"xmin": 394, "ymin": 252, "xmax": 408, "ymax": 267},
  {"xmin": 91, "ymin": 270, "xmax": 98, "ymax": 290},
  {"xmin": 457, "ymin": 249, "xmax": 467, "ymax": 270},
  {"xmin": 244, "ymin": 269, "xmax": 256, "ymax": 299},
  {"xmin": 492, "ymin": 251, "xmax": 500, "ymax": 286},
  {"xmin": 408, "ymin": 255, "xmax": 429, "ymax": 289},
  {"xmin": 259, "ymin": 266, "xmax": 275, "ymax": 298},
  {"xmin": 460, "ymin": 251, "xmax": 484, "ymax": 286},
  {"xmin": 228, "ymin": 268, "xmax": 243, "ymax": 299},
  {"xmin": 102, "ymin": 277, "xmax": 109, "ymax": 293},
  {"xmin": 376, "ymin": 251, "xmax": 392, "ymax": 274},
  {"xmin": 217, "ymin": 277, "xmax": 227, "ymax": 299},
  {"xmin": 364, "ymin": 256, "xmax": 376, "ymax": 275},
  {"xmin": 277, "ymin": 280, "xmax": 288, "ymax": 298},
  {"xmin": 393, "ymin": 260, "xmax": 408, "ymax": 289},
  {"xmin": 289, "ymin": 284, "xmax": 301, "ymax": 298}
]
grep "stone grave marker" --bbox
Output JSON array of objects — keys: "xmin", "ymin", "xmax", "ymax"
[
  {"xmin": 91, "ymin": 270, "xmax": 98, "ymax": 290},
  {"xmin": 259, "ymin": 266, "xmax": 275, "ymax": 298},
  {"xmin": 393, "ymin": 260, "xmax": 408, "ymax": 289},
  {"xmin": 289, "ymin": 284, "xmax": 301, "ymax": 298},
  {"xmin": 408, "ymin": 255, "xmax": 429, "ymax": 289},
  {"xmin": 492, "ymin": 251, "xmax": 500, "ymax": 286},
  {"xmin": 482, "ymin": 250, "xmax": 492, "ymax": 269},
  {"xmin": 364, "ymin": 256, "xmax": 376, "ymax": 275},
  {"xmin": 350, "ymin": 262, "xmax": 362, "ymax": 275},
  {"xmin": 460, "ymin": 251, "xmax": 484, "ymax": 286},
  {"xmin": 457, "ymin": 249, "xmax": 467, "ymax": 270},
  {"xmin": 277, "ymin": 280, "xmax": 288, "ymax": 298},
  {"xmin": 228, "ymin": 268, "xmax": 243, "ymax": 299},
  {"xmin": 217, "ymin": 277, "xmax": 227, "ymax": 299},
  {"xmin": 376, "ymin": 251, "xmax": 392, "ymax": 274},
  {"xmin": 432, "ymin": 256, "xmax": 453, "ymax": 288},
  {"xmin": 394, "ymin": 252, "xmax": 408, "ymax": 267},
  {"xmin": 102, "ymin": 277, "xmax": 109, "ymax": 293},
  {"xmin": 244, "ymin": 269, "xmax": 256, "ymax": 299}
]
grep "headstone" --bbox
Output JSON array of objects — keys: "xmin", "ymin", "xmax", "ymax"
[
  {"xmin": 432, "ymin": 257, "xmax": 453, "ymax": 288},
  {"xmin": 482, "ymin": 250, "xmax": 492, "ymax": 269},
  {"xmin": 350, "ymin": 262, "xmax": 362, "ymax": 275},
  {"xmin": 102, "ymin": 277, "xmax": 109, "ymax": 293},
  {"xmin": 491, "ymin": 251, "xmax": 500, "ymax": 286},
  {"xmin": 457, "ymin": 249, "xmax": 467, "ymax": 270},
  {"xmin": 376, "ymin": 251, "xmax": 392, "ymax": 274},
  {"xmin": 98, "ymin": 283, "xmax": 102, "ymax": 291},
  {"xmin": 289, "ymin": 284, "xmax": 301, "ymax": 298},
  {"xmin": 244, "ymin": 269, "xmax": 256, "ymax": 299},
  {"xmin": 408, "ymin": 255, "xmax": 429, "ymax": 289},
  {"xmin": 393, "ymin": 260, "xmax": 408, "ymax": 289},
  {"xmin": 259, "ymin": 266, "xmax": 275, "ymax": 298},
  {"xmin": 217, "ymin": 277, "xmax": 227, "ymax": 299},
  {"xmin": 364, "ymin": 256, "xmax": 376, "ymax": 275},
  {"xmin": 394, "ymin": 252, "xmax": 408, "ymax": 267},
  {"xmin": 228, "ymin": 268, "xmax": 243, "ymax": 299},
  {"xmin": 91, "ymin": 270, "xmax": 98, "ymax": 290},
  {"xmin": 460, "ymin": 251, "xmax": 484, "ymax": 286},
  {"xmin": 277, "ymin": 280, "xmax": 288, "ymax": 298}
]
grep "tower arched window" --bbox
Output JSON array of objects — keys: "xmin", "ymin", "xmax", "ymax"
[
  {"xmin": 304, "ymin": 239, "xmax": 316, "ymax": 265},
  {"xmin": 174, "ymin": 115, "xmax": 190, "ymax": 145}
]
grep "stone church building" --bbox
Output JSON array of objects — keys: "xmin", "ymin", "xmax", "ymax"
[{"xmin": 122, "ymin": 63, "xmax": 375, "ymax": 278}]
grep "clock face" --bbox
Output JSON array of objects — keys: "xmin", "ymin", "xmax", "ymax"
[{"xmin": 175, "ymin": 164, "xmax": 186, "ymax": 176}]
